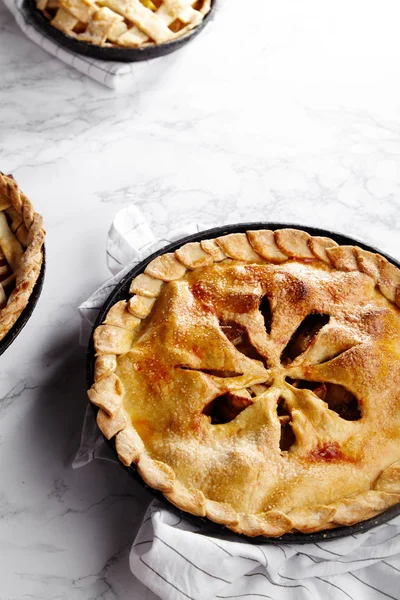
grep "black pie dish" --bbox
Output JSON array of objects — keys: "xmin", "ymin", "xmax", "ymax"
[
  {"xmin": 86, "ymin": 223, "xmax": 400, "ymax": 543},
  {"xmin": 0, "ymin": 246, "xmax": 46, "ymax": 357},
  {"xmin": 25, "ymin": 0, "xmax": 216, "ymax": 63}
]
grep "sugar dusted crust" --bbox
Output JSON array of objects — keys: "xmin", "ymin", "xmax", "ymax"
[
  {"xmin": 0, "ymin": 173, "xmax": 45, "ymax": 342},
  {"xmin": 89, "ymin": 228, "xmax": 400, "ymax": 536},
  {"xmin": 36, "ymin": 0, "xmax": 211, "ymax": 50}
]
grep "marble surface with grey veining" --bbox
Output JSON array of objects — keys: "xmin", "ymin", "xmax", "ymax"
[{"xmin": 1, "ymin": 0, "xmax": 400, "ymax": 598}]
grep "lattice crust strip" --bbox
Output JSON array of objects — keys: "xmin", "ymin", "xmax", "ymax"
[
  {"xmin": 36, "ymin": 0, "xmax": 211, "ymax": 48},
  {"xmin": 88, "ymin": 227, "xmax": 400, "ymax": 537},
  {"xmin": 0, "ymin": 173, "xmax": 45, "ymax": 342}
]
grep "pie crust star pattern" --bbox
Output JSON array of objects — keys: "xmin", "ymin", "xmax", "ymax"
[
  {"xmin": 36, "ymin": 0, "xmax": 211, "ymax": 49},
  {"xmin": 0, "ymin": 173, "xmax": 45, "ymax": 343},
  {"xmin": 88, "ymin": 228, "xmax": 400, "ymax": 536}
]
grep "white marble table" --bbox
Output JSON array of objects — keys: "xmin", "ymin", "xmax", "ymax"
[{"xmin": 1, "ymin": 0, "xmax": 400, "ymax": 598}]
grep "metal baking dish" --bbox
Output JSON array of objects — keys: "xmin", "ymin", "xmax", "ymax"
[
  {"xmin": 86, "ymin": 224, "xmax": 400, "ymax": 543},
  {"xmin": 0, "ymin": 246, "xmax": 46, "ymax": 356},
  {"xmin": 25, "ymin": 0, "xmax": 216, "ymax": 63}
]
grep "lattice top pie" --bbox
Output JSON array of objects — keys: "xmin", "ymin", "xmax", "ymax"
[
  {"xmin": 0, "ymin": 173, "xmax": 45, "ymax": 343},
  {"xmin": 88, "ymin": 228, "xmax": 400, "ymax": 536},
  {"xmin": 36, "ymin": 0, "xmax": 211, "ymax": 48}
]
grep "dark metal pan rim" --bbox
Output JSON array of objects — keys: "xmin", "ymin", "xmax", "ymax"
[
  {"xmin": 25, "ymin": 0, "xmax": 216, "ymax": 63},
  {"xmin": 0, "ymin": 246, "xmax": 46, "ymax": 356},
  {"xmin": 86, "ymin": 223, "xmax": 400, "ymax": 544}
]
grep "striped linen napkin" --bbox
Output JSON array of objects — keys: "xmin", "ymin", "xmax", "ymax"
[{"xmin": 76, "ymin": 205, "xmax": 400, "ymax": 600}]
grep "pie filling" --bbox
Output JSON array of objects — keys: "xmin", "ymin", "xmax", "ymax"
[
  {"xmin": 0, "ymin": 226, "xmax": 19, "ymax": 306},
  {"xmin": 0, "ymin": 250, "xmax": 14, "ymax": 291},
  {"xmin": 286, "ymin": 378, "xmax": 362, "ymax": 421},
  {"xmin": 281, "ymin": 313, "xmax": 330, "ymax": 364},
  {"xmin": 0, "ymin": 173, "xmax": 45, "ymax": 341},
  {"xmin": 0, "ymin": 210, "xmax": 24, "ymax": 308},
  {"xmin": 277, "ymin": 397, "xmax": 295, "ymax": 451},
  {"xmin": 220, "ymin": 320, "xmax": 268, "ymax": 367},
  {"xmin": 203, "ymin": 391, "xmax": 253, "ymax": 425}
]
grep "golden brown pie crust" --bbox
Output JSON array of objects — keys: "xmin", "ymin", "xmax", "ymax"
[
  {"xmin": 0, "ymin": 173, "xmax": 45, "ymax": 342},
  {"xmin": 88, "ymin": 228, "xmax": 400, "ymax": 536},
  {"xmin": 36, "ymin": 0, "xmax": 211, "ymax": 49}
]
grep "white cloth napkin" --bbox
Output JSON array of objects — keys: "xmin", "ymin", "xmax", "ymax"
[
  {"xmin": 3, "ymin": 0, "xmax": 215, "ymax": 89},
  {"xmin": 3, "ymin": 0, "xmax": 141, "ymax": 89},
  {"xmin": 76, "ymin": 205, "xmax": 400, "ymax": 600}
]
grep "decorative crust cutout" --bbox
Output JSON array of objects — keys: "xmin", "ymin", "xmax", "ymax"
[
  {"xmin": 332, "ymin": 490, "xmax": 400, "ymax": 526},
  {"xmin": 216, "ymin": 233, "xmax": 261, "ymax": 261},
  {"xmin": 308, "ymin": 236, "xmax": 338, "ymax": 264},
  {"xmin": 94, "ymin": 353, "xmax": 117, "ymax": 381},
  {"xmin": 137, "ymin": 455, "xmax": 175, "ymax": 492},
  {"xmin": 128, "ymin": 295, "xmax": 156, "ymax": 318},
  {"xmin": 201, "ymin": 239, "xmax": 227, "ymax": 262},
  {"xmin": 145, "ymin": 253, "xmax": 187, "ymax": 281},
  {"xmin": 275, "ymin": 228, "xmax": 314, "ymax": 259},
  {"xmin": 206, "ymin": 499, "xmax": 240, "ymax": 526},
  {"xmin": 355, "ymin": 248, "xmax": 381, "ymax": 282},
  {"xmin": 0, "ymin": 173, "xmax": 45, "ymax": 342},
  {"xmin": 374, "ymin": 461, "xmax": 400, "ymax": 494},
  {"xmin": 88, "ymin": 373, "xmax": 123, "ymax": 416},
  {"xmin": 115, "ymin": 427, "xmax": 144, "ymax": 466},
  {"xmin": 129, "ymin": 273, "xmax": 164, "ymax": 297},
  {"xmin": 164, "ymin": 482, "xmax": 207, "ymax": 517},
  {"xmin": 376, "ymin": 256, "xmax": 400, "ymax": 303},
  {"xmin": 326, "ymin": 246, "xmax": 359, "ymax": 271},
  {"xmin": 93, "ymin": 324, "xmax": 134, "ymax": 354},
  {"xmin": 104, "ymin": 300, "xmax": 140, "ymax": 329},
  {"xmin": 175, "ymin": 242, "xmax": 214, "ymax": 269},
  {"xmin": 247, "ymin": 230, "xmax": 287, "ymax": 262},
  {"xmin": 89, "ymin": 227, "xmax": 400, "ymax": 537},
  {"xmin": 236, "ymin": 511, "xmax": 293, "ymax": 537},
  {"xmin": 97, "ymin": 407, "xmax": 128, "ymax": 439},
  {"xmin": 287, "ymin": 506, "xmax": 335, "ymax": 533}
]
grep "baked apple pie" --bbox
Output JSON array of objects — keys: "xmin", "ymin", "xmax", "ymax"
[
  {"xmin": 0, "ymin": 173, "xmax": 45, "ymax": 343},
  {"xmin": 88, "ymin": 228, "xmax": 400, "ymax": 536},
  {"xmin": 36, "ymin": 0, "xmax": 211, "ymax": 49}
]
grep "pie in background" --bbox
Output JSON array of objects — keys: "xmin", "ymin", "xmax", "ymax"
[
  {"xmin": 35, "ymin": 0, "xmax": 211, "ymax": 49},
  {"xmin": 88, "ymin": 228, "xmax": 400, "ymax": 536},
  {"xmin": 0, "ymin": 173, "xmax": 45, "ymax": 343}
]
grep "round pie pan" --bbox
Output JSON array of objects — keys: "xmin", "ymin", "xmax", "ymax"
[
  {"xmin": 25, "ymin": 0, "xmax": 216, "ymax": 63},
  {"xmin": 86, "ymin": 223, "xmax": 400, "ymax": 543},
  {"xmin": 0, "ymin": 245, "xmax": 46, "ymax": 357}
]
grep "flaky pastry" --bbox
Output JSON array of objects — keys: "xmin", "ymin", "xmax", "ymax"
[
  {"xmin": 36, "ymin": 0, "xmax": 211, "ymax": 49},
  {"xmin": 88, "ymin": 228, "xmax": 400, "ymax": 536},
  {"xmin": 0, "ymin": 174, "xmax": 45, "ymax": 343}
]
